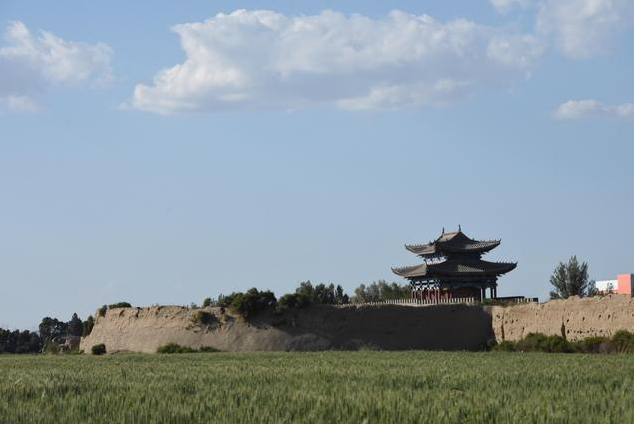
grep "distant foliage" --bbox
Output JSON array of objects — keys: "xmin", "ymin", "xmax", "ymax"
[
  {"xmin": 43, "ymin": 340, "xmax": 61, "ymax": 355},
  {"xmin": 157, "ymin": 343, "xmax": 219, "ymax": 354},
  {"xmin": 352, "ymin": 280, "xmax": 410, "ymax": 303},
  {"xmin": 202, "ymin": 297, "xmax": 213, "ymax": 308},
  {"xmin": 157, "ymin": 343, "xmax": 196, "ymax": 354},
  {"xmin": 191, "ymin": 310, "xmax": 215, "ymax": 326},
  {"xmin": 96, "ymin": 302, "xmax": 131, "ymax": 318},
  {"xmin": 493, "ymin": 331, "xmax": 634, "ymax": 354},
  {"xmin": 295, "ymin": 281, "xmax": 350, "ymax": 305},
  {"xmin": 82, "ymin": 316, "xmax": 95, "ymax": 337},
  {"xmin": 68, "ymin": 313, "xmax": 84, "ymax": 337},
  {"xmin": 38, "ymin": 317, "xmax": 68, "ymax": 344},
  {"xmin": 549, "ymin": 256, "xmax": 595, "ymax": 299},
  {"xmin": 276, "ymin": 282, "xmax": 350, "ymax": 312},
  {"xmin": 108, "ymin": 302, "xmax": 132, "ymax": 309},
  {"xmin": 277, "ymin": 293, "xmax": 312, "ymax": 312},
  {"xmin": 3, "ymin": 313, "xmax": 95, "ymax": 355},
  {"xmin": 611, "ymin": 330, "xmax": 634, "ymax": 353},
  {"xmin": 218, "ymin": 288, "xmax": 277, "ymax": 319},
  {"xmin": 91, "ymin": 344, "xmax": 107, "ymax": 355},
  {"xmin": 0, "ymin": 328, "xmax": 42, "ymax": 354}
]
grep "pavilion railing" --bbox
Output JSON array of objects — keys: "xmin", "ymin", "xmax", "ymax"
[
  {"xmin": 345, "ymin": 297, "xmax": 478, "ymax": 307},
  {"xmin": 346, "ymin": 296, "xmax": 538, "ymax": 308}
]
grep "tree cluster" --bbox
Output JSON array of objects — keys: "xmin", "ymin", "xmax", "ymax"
[
  {"xmin": 217, "ymin": 288, "xmax": 277, "ymax": 319},
  {"xmin": 0, "ymin": 329, "xmax": 42, "ymax": 354},
  {"xmin": 352, "ymin": 280, "xmax": 411, "ymax": 303},
  {"xmin": 0, "ymin": 312, "xmax": 95, "ymax": 355}
]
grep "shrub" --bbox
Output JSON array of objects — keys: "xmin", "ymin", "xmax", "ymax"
[
  {"xmin": 82, "ymin": 315, "xmax": 95, "ymax": 337},
  {"xmin": 91, "ymin": 344, "xmax": 106, "ymax": 355},
  {"xmin": 191, "ymin": 310, "xmax": 215, "ymax": 326},
  {"xmin": 542, "ymin": 335, "xmax": 572, "ymax": 353},
  {"xmin": 218, "ymin": 288, "xmax": 276, "ymax": 319},
  {"xmin": 202, "ymin": 297, "xmax": 213, "ymax": 308},
  {"xmin": 611, "ymin": 330, "xmax": 634, "ymax": 353},
  {"xmin": 495, "ymin": 331, "xmax": 634, "ymax": 354},
  {"xmin": 358, "ymin": 344, "xmax": 380, "ymax": 351},
  {"xmin": 108, "ymin": 302, "xmax": 132, "ymax": 309},
  {"xmin": 572, "ymin": 336, "xmax": 610, "ymax": 353},
  {"xmin": 494, "ymin": 341, "xmax": 516, "ymax": 352},
  {"xmin": 277, "ymin": 293, "xmax": 311, "ymax": 313},
  {"xmin": 514, "ymin": 334, "xmax": 572, "ymax": 353},
  {"xmin": 43, "ymin": 341, "xmax": 60, "ymax": 355},
  {"xmin": 98, "ymin": 305, "xmax": 107, "ymax": 317},
  {"xmin": 199, "ymin": 346, "xmax": 220, "ymax": 353},
  {"xmin": 515, "ymin": 333, "xmax": 547, "ymax": 352},
  {"xmin": 157, "ymin": 343, "xmax": 196, "ymax": 354},
  {"xmin": 65, "ymin": 347, "xmax": 82, "ymax": 355}
]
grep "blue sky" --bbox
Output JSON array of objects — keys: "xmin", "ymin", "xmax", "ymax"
[{"xmin": 1, "ymin": 0, "xmax": 633, "ymax": 329}]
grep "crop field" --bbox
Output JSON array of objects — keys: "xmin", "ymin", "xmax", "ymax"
[{"xmin": 1, "ymin": 352, "xmax": 633, "ymax": 424}]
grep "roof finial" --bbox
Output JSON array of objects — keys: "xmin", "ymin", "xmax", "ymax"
[
  {"xmin": 442, "ymin": 227, "xmax": 445, "ymax": 234},
  {"xmin": 458, "ymin": 224, "xmax": 462, "ymax": 232}
]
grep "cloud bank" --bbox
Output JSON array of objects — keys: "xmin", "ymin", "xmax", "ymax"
[
  {"xmin": 129, "ymin": 10, "xmax": 541, "ymax": 114},
  {"xmin": 0, "ymin": 21, "xmax": 112, "ymax": 112},
  {"xmin": 537, "ymin": 0, "xmax": 634, "ymax": 59},
  {"xmin": 490, "ymin": 0, "xmax": 634, "ymax": 59},
  {"xmin": 554, "ymin": 100, "xmax": 634, "ymax": 120}
]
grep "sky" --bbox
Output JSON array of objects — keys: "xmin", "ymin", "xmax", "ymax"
[{"xmin": 1, "ymin": 0, "xmax": 633, "ymax": 329}]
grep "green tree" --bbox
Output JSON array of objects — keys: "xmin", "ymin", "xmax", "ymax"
[
  {"xmin": 334, "ymin": 285, "xmax": 349, "ymax": 304},
  {"xmin": 549, "ymin": 256, "xmax": 594, "ymax": 299},
  {"xmin": 38, "ymin": 317, "xmax": 68, "ymax": 344},
  {"xmin": 202, "ymin": 297, "xmax": 212, "ymax": 307},
  {"xmin": 68, "ymin": 313, "xmax": 83, "ymax": 337},
  {"xmin": 82, "ymin": 315, "xmax": 95, "ymax": 337},
  {"xmin": 352, "ymin": 280, "xmax": 410, "ymax": 303},
  {"xmin": 295, "ymin": 281, "xmax": 315, "ymax": 301}
]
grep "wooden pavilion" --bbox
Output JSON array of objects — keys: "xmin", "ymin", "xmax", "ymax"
[{"xmin": 392, "ymin": 227, "xmax": 516, "ymax": 302}]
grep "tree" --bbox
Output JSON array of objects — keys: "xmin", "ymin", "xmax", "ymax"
[
  {"xmin": 68, "ymin": 313, "xmax": 83, "ymax": 337},
  {"xmin": 38, "ymin": 317, "xmax": 68, "ymax": 344},
  {"xmin": 549, "ymin": 256, "xmax": 594, "ymax": 299},
  {"xmin": 202, "ymin": 297, "xmax": 212, "ymax": 307},
  {"xmin": 295, "ymin": 281, "xmax": 315, "ymax": 301},
  {"xmin": 334, "ymin": 285, "xmax": 349, "ymax": 304},
  {"xmin": 82, "ymin": 315, "xmax": 95, "ymax": 337},
  {"xmin": 352, "ymin": 280, "xmax": 410, "ymax": 303}
]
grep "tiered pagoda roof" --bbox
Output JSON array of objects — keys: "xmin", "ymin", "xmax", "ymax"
[
  {"xmin": 392, "ymin": 258, "xmax": 516, "ymax": 279},
  {"xmin": 392, "ymin": 227, "xmax": 516, "ymax": 282},
  {"xmin": 405, "ymin": 229, "xmax": 500, "ymax": 256}
]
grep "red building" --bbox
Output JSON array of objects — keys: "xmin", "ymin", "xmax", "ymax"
[{"xmin": 595, "ymin": 274, "xmax": 634, "ymax": 296}]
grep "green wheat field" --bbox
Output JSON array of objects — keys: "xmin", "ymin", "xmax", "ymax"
[{"xmin": 1, "ymin": 351, "xmax": 633, "ymax": 424}]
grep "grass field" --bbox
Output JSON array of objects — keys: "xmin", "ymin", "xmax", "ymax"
[{"xmin": 1, "ymin": 352, "xmax": 633, "ymax": 424}]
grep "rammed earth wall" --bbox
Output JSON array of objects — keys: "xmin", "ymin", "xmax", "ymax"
[
  {"xmin": 489, "ymin": 295, "xmax": 634, "ymax": 342},
  {"xmin": 80, "ymin": 295, "xmax": 634, "ymax": 353}
]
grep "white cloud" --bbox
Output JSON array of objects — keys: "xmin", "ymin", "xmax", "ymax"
[
  {"xmin": 554, "ymin": 99, "xmax": 634, "ymax": 120},
  {"xmin": 0, "ymin": 21, "xmax": 113, "ymax": 111},
  {"xmin": 129, "ymin": 10, "xmax": 541, "ymax": 114},
  {"xmin": 537, "ymin": 0, "xmax": 634, "ymax": 58},
  {"xmin": 490, "ymin": 0, "xmax": 532, "ymax": 14},
  {"xmin": 490, "ymin": 0, "xmax": 634, "ymax": 59},
  {"xmin": 0, "ymin": 95, "xmax": 40, "ymax": 113}
]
